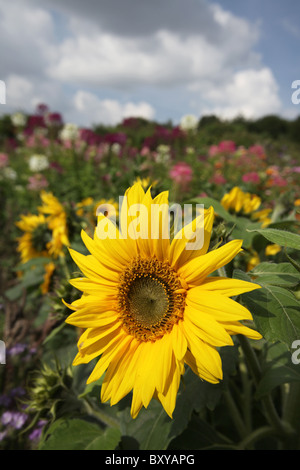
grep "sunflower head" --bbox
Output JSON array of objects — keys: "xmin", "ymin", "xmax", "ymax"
[
  {"xmin": 16, "ymin": 214, "xmax": 51, "ymax": 263},
  {"xmin": 65, "ymin": 183, "xmax": 262, "ymax": 418}
]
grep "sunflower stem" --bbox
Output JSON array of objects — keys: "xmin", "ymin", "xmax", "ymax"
[
  {"xmin": 237, "ymin": 425, "xmax": 276, "ymax": 450},
  {"xmin": 83, "ymin": 397, "xmax": 120, "ymax": 428},
  {"xmin": 238, "ymin": 335, "xmax": 293, "ymax": 440},
  {"xmin": 223, "ymin": 389, "xmax": 247, "ymax": 440}
]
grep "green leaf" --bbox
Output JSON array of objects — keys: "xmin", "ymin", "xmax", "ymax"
[
  {"xmin": 119, "ymin": 400, "xmax": 173, "ymax": 450},
  {"xmin": 86, "ymin": 427, "xmax": 121, "ymax": 450},
  {"xmin": 256, "ymin": 363, "xmax": 300, "ymax": 398},
  {"xmin": 249, "ymin": 262, "xmax": 300, "ymax": 288},
  {"xmin": 234, "ymin": 269, "xmax": 300, "ymax": 349},
  {"xmin": 247, "ymin": 228, "xmax": 300, "ymax": 251},
  {"xmin": 39, "ymin": 418, "xmax": 119, "ymax": 450}
]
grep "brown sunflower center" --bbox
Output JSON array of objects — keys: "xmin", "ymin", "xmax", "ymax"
[{"xmin": 117, "ymin": 256, "xmax": 186, "ymax": 341}]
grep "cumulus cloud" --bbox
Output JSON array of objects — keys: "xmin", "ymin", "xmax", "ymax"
[
  {"xmin": 73, "ymin": 90, "xmax": 155, "ymax": 126},
  {"xmin": 200, "ymin": 68, "xmax": 281, "ymax": 119},
  {"xmin": 47, "ymin": 2, "xmax": 260, "ymax": 90},
  {"xmin": 0, "ymin": 0, "xmax": 284, "ymax": 125}
]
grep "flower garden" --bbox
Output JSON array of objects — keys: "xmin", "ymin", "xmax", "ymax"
[{"xmin": 0, "ymin": 105, "xmax": 300, "ymax": 450}]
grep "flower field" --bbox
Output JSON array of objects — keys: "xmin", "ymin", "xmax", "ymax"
[{"xmin": 0, "ymin": 105, "xmax": 300, "ymax": 451}]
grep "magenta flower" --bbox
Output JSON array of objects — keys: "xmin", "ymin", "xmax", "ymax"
[
  {"xmin": 218, "ymin": 140, "xmax": 236, "ymax": 154},
  {"xmin": 169, "ymin": 161, "xmax": 193, "ymax": 188},
  {"xmin": 242, "ymin": 172, "xmax": 260, "ymax": 184}
]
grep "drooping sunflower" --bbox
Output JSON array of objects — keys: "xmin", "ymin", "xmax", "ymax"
[{"xmin": 65, "ymin": 183, "xmax": 262, "ymax": 418}]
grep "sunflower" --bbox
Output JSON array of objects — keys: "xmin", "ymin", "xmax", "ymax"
[
  {"xmin": 221, "ymin": 186, "xmax": 272, "ymax": 227},
  {"xmin": 38, "ymin": 191, "xmax": 69, "ymax": 255},
  {"xmin": 65, "ymin": 183, "xmax": 262, "ymax": 418},
  {"xmin": 16, "ymin": 214, "xmax": 52, "ymax": 263}
]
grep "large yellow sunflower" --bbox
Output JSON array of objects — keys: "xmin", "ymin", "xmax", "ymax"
[{"xmin": 65, "ymin": 183, "xmax": 262, "ymax": 418}]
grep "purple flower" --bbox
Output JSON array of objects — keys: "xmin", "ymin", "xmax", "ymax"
[
  {"xmin": 12, "ymin": 412, "xmax": 28, "ymax": 430},
  {"xmin": 7, "ymin": 343, "xmax": 27, "ymax": 356},
  {"xmin": 29, "ymin": 420, "xmax": 47, "ymax": 441},
  {"xmin": 1, "ymin": 411, "xmax": 13, "ymax": 426},
  {"xmin": 1, "ymin": 410, "xmax": 28, "ymax": 429}
]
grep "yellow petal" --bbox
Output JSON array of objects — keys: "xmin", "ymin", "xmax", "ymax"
[
  {"xmin": 184, "ymin": 349, "xmax": 220, "ymax": 384},
  {"xmin": 65, "ymin": 309, "xmax": 119, "ymax": 328},
  {"xmin": 184, "ymin": 305, "xmax": 233, "ymax": 347},
  {"xmin": 186, "ymin": 288, "xmax": 253, "ymax": 321},
  {"xmin": 73, "ymin": 326, "xmax": 124, "ymax": 365},
  {"xmin": 178, "ymin": 239, "xmax": 243, "ymax": 285},
  {"xmin": 170, "ymin": 206, "xmax": 214, "ymax": 269},
  {"xmin": 170, "ymin": 322, "xmax": 187, "ymax": 361},
  {"xmin": 156, "ymin": 354, "xmax": 182, "ymax": 418},
  {"xmin": 68, "ymin": 249, "xmax": 119, "ymax": 285},
  {"xmin": 221, "ymin": 321, "xmax": 262, "ymax": 340},
  {"xmin": 69, "ymin": 278, "xmax": 118, "ymax": 297},
  {"xmin": 196, "ymin": 276, "xmax": 261, "ymax": 297},
  {"xmin": 182, "ymin": 320, "xmax": 223, "ymax": 381},
  {"xmin": 87, "ymin": 332, "xmax": 131, "ymax": 384}
]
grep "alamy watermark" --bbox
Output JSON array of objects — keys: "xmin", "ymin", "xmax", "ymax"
[
  {"xmin": 291, "ymin": 340, "xmax": 300, "ymax": 365},
  {"xmin": 96, "ymin": 199, "xmax": 205, "ymax": 250},
  {"xmin": 291, "ymin": 80, "xmax": 300, "ymax": 104},
  {"xmin": 0, "ymin": 80, "xmax": 6, "ymax": 105},
  {"xmin": 0, "ymin": 340, "xmax": 6, "ymax": 364}
]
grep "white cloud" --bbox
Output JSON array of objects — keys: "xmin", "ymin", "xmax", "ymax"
[
  {"xmin": 72, "ymin": 90, "xmax": 155, "ymax": 126},
  {"xmin": 0, "ymin": 0, "xmax": 284, "ymax": 125},
  {"xmin": 47, "ymin": 4, "xmax": 260, "ymax": 90},
  {"xmin": 199, "ymin": 68, "xmax": 281, "ymax": 119}
]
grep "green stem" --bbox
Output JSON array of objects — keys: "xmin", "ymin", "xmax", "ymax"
[
  {"xmin": 237, "ymin": 426, "xmax": 276, "ymax": 450},
  {"xmin": 239, "ymin": 358, "xmax": 253, "ymax": 433},
  {"xmin": 238, "ymin": 335, "xmax": 293, "ymax": 439},
  {"xmin": 83, "ymin": 397, "xmax": 119, "ymax": 428},
  {"xmin": 223, "ymin": 389, "xmax": 247, "ymax": 440},
  {"xmin": 282, "ymin": 382, "xmax": 300, "ymax": 449}
]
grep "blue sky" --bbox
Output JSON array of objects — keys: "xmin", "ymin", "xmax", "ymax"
[
  {"xmin": 0, "ymin": 0, "xmax": 299, "ymax": 126},
  {"xmin": 219, "ymin": 0, "xmax": 300, "ymax": 106}
]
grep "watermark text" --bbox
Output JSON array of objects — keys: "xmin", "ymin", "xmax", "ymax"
[
  {"xmin": 0, "ymin": 340, "xmax": 6, "ymax": 364},
  {"xmin": 96, "ymin": 199, "xmax": 205, "ymax": 250},
  {"xmin": 0, "ymin": 80, "xmax": 6, "ymax": 105}
]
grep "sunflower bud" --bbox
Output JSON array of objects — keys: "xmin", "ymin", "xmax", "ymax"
[{"xmin": 26, "ymin": 361, "xmax": 78, "ymax": 421}]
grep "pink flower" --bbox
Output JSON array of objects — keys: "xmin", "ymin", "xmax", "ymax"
[
  {"xmin": 27, "ymin": 173, "xmax": 49, "ymax": 191},
  {"xmin": 0, "ymin": 153, "xmax": 9, "ymax": 168},
  {"xmin": 169, "ymin": 162, "xmax": 193, "ymax": 184},
  {"xmin": 208, "ymin": 145, "xmax": 219, "ymax": 157},
  {"xmin": 271, "ymin": 176, "xmax": 288, "ymax": 187},
  {"xmin": 242, "ymin": 172, "xmax": 260, "ymax": 184},
  {"xmin": 248, "ymin": 145, "xmax": 265, "ymax": 157},
  {"xmin": 210, "ymin": 173, "xmax": 226, "ymax": 185},
  {"xmin": 218, "ymin": 140, "xmax": 236, "ymax": 154}
]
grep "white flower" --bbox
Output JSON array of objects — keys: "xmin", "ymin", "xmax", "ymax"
[
  {"xmin": 28, "ymin": 154, "xmax": 49, "ymax": 172},
  {"xmin": 11, "ymin": 112, "xmax": 27, "ymax": 127},
  {"xmin": 3, "ymin": 167, "xmax": 17, "ymax": 180},
  {"xmin": 111, "ymin": 143, "xmax": 121, "ymax": 155},
  {"xmin": 179, "ymin": 114, "xmax": 198, "ymax": 132},
  {"xmin": 155, "ymin": 144, "xmax": 171, "ymax": 164},
  {"xmin": 59, "ymin": 123, "xmax": 79, "ymax": 141}
]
